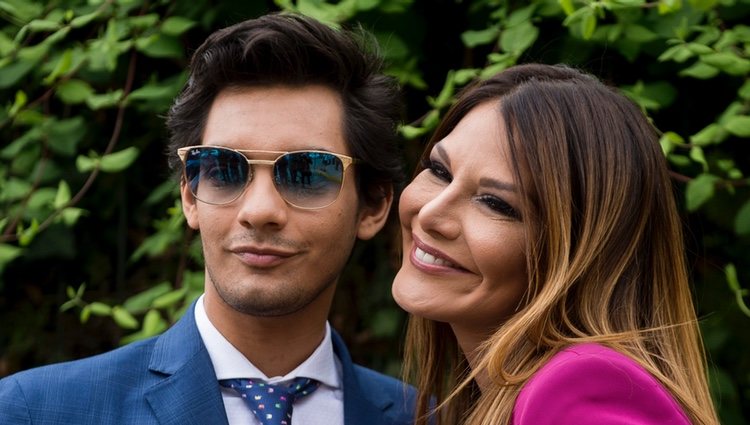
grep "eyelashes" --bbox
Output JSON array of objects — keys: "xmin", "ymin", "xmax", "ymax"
[
  {"xmin": 419, "ymin": 156, "xmax": 522, "ymax": 221},
  {"xmin": 478, "ymin": 195, "xmax": 521, "ymax": 221},
  {"xmin": 421, "ymin": 157, "xmax": 451, "ymax": 182}
]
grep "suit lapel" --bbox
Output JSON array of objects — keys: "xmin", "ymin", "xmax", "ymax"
[
  {"xmin": 144, "ymin": 301, "xmax": 229, "ymax": 425},
  {"xmin": 333, "ymin": 331, "xmax": 396, "ymax": 425}
]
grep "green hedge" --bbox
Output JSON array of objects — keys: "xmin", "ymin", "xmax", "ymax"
[{"xmin": 1, "ymin": 0, "xmax": 748, "ymax": 422}]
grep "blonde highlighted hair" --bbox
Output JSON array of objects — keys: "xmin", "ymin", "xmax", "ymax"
[{"xmin": 402, "ymin": 64, "xmax": 719, "ymax": 425}]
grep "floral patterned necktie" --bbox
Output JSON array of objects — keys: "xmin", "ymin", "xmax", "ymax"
[{"xmin": 219, "ymin": 377, "xmax": 320, "ymax": 425}]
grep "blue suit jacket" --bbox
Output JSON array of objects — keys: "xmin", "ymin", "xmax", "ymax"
[{"xmin": 0, "ymin": 304, "xmax": 416, "ymax": 424}]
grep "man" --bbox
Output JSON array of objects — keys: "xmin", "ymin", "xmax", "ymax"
[{"xmin": 0, "ymin": 13, "xmax": 414, "ymax": 425}]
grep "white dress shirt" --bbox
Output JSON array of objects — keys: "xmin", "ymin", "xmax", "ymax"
[{"xmin": 194, "ymin": 295, "xmax": 345, "ymax": 425}]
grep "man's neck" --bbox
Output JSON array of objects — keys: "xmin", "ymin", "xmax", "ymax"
[{"xmin": 203, "ymin": 289, "xmax": 333, "ymax": 377}]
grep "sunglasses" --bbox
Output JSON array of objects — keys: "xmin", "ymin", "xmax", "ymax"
[{"xmin": 177, "ymin": 146, "xmax": 357, "ymax": 209}]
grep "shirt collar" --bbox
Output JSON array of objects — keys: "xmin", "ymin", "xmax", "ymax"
[{"xmin": 194, "ymin": 294, "xmax": 341, "ymax": 389}]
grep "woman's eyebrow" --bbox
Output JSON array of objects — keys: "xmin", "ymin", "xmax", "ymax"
[
  {"xmin": 433, "ymin": 142, "xmax": 450, "ymax": 166},
  {"xmin": 479, "ymin": 177, "xmax": 516, "ymax": 192}
]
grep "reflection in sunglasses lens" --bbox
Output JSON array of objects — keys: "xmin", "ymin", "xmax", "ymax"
[{"xmin": 274, "ymin": 152, "xmax": 344, "ymax": 208}]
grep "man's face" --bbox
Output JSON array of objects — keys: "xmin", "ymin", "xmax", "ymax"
[{"xmin": 181, "ymin": 85, "xmax": 391, "ymax": 318}]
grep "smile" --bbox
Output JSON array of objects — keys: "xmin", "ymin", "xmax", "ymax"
[{"xmin": 415, "ymin": 246, "xmax": 455, "ymax": 268}]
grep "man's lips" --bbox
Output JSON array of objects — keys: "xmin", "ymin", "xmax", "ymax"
[{"xmin": 230, "ymin": 246, "xmax": 296, "ymax": 268}]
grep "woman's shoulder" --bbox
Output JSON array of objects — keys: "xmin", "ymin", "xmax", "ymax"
[{"xmin": 511, "ymin": 343, "xmax": 691, "ymax": 424}]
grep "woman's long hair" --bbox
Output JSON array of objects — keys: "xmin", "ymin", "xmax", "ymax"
[{"xmin": 401, "ymin": 63, "xmax": 719, "ymax": 425}]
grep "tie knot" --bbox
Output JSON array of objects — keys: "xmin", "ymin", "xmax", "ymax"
[{"xmin": 220, "ymin": 377, "xmax": 320, "ymax": 425}]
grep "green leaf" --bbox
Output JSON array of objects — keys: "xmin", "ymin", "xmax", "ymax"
[
  {"xmin": 76, "ymin": 154, "xmax": 99, "ymax": 173},
  {"xmin": 0, "ymin": 0, "xmax": 44, "ymax": 23},
  {"xmin": 89, "ymin": 302, "xmax": 112, "ymax": 316},
  {"xmin": 60, "ymin": 299, "xmax": 77, "ymax": 312},
  {"xmin": 739, "ymin": 80, "xmax": 750, "ymax": 100},
  {"xmin": 453, "ymin": 68, "xmax": 479, "ymax": 85},
  {"xmin": 43, "ymin": 49, "xmax": 73, "ymax": 85},
  {"xmin": 151, "ymin": 288, "xmax": 187, "ymax": 309},
  {"xmin": 135, "ymin": 34, "xmax": 183, "ymax": 59},
  {"xmin": 142, "ymin": 309, "xmax": 168, "ymax": 336},
  {"xmin": 724, "ymin": 116, "xmax": 750, "ymax": 137},
  {"xmin": 399, "ymin": 124, "xmax": 428, "ymax": 139},
  {"xmin": 27, "ymin": 19, "xmax": 62, "ymax": 32},
  {"xmin": 55, "ymin": 79, "xmax": 95, "ymax": 104},
  {"xmin": 500, "ymin": 22, "xmax": 539, "ymax": 54},
  {"xmin": 27, "ymin": 187, "xmax": 57, "ymax": 209},
  {"xmin": 685, "ymin": 42, "xmax": 713, "ymax": 55},
  {"xmin": 735, "ymin": 199, "xmax": 750, "ymax": 235},
  {"xmin": 18, "ymin": 219, "xmax": 39, "ymax": 246},
  {"xmin": 689, "ymin": 146, "xmax": 708, "ymax": 171},
  {"xmin": 428, "ymin": 71, "xmax": 456, "ymax": 109},
  {"xmin": 690, "ymin": 123, "xmax": 722, "ymax": 146},
  {"xmin": 112, "ymin": 306, "xmax": 139, "ymax": 329},
  {"xmin": 0, "ymin": 178, "xmax": 31, "ymax": 202},
  {"xmin": 689, "ymin": 0, "xmax": 719, "ymax": 11},
  {"xmin": 685, "ymin": 173, "xmax": 719, "ymax": 211},
  {"xmin": 128, "ymin": 13, "xmax": 159, "ymax": 29},
  {"xmin": 581, "ymin": 9, "xmax": 597, "ymax": 40},
  {"xmin": 559, "ymin": 0, "xmax": 576, "ymax": 15},
  {"xmin": 461, "ymin": 27, "xmax": 500, "ymax": 48},
  {"xmin": 126, "ymin": 81, "xmax": 178, "ymax": 102},
  {"xmin": 724, "ymin": 263, "xmax": 750, "ymax": 317},
  {"xmin": 70, "ymin": 10, "xmax": 101, "ymax": 28},
  {"xmin": 80, "ymin": 305, "xmax": 91, "ymax": 323},
  {"xmin": 657, "ymin": 0, "xmax": 682, "ymax": 13},
  {"xmin": 0, "ymin": 243, "xmax": 23, "ymax": 272},
  {"xmin": 659, "ymin": 131, "xmax": 684, "ymax": 155},
  {"xmin": 422, "ymin": 109, "xmax": 440, "ymax": 130},
  {"xmin": 48, "ymin": 116, "xmax": 86, "ymax": 156},
  {"xmin": 625, "ymin": 24, "xmax": 658, "ymax": 43},
  {"xmin": 100, "ymin": 147, "xmax": 139, "ymax": 172},
  {"xmin": 8, "ymin": 90, "xmax": 27, "ymax": 117},
  {"xmin": 53, "ymin": 180, "xmax": 71, "ymax": 209},
  {"xmin": 624, "ymin": 80, "xmax": 677, "ymax": 110},
  {"xmin": 60, "ymin": 207, "xmax": 85, "ymax": 226},
  {"xmin": 43, "ymin": 26, "xmax": 70, "ymax": 46},
  {"xmin": 161, "ymin": 16, "xmax": 196, "ymax": 36},
  {"xmin": 725, "ymin": 263, "xmax": 740, "ymax": 291},
  {"xmin": 679, "ymin": 62, "xmax": 719, "ymax": 79},
  {"xmin": 122, "ymin": 282, "xmax": 173, "ymax": 312},
  {"xmin": 658, "ymin": 44, "xmax": 693, "ymax": 63},
  {"xmin": 700, "ymin": 52, "xmax": 750, "ymax": 76},
  {"xmin": 86, "ymin": 90, "xmax": 123, "ymax": 110}
]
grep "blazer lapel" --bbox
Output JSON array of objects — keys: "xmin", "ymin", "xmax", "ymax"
[
  {"xmin": 144, "ymin": 301, "xmax": 229, "ymax": 425},
  {"xmin": 333, "ymin": 331, "xmax": 397, "ymax": 425}
]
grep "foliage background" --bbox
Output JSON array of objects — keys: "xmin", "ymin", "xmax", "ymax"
[{"xmin": 1, "ymin": 0, "xmax": 749, "ymax": 422}]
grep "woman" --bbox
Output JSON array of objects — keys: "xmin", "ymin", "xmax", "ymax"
[{"xmin": 392, "ymin": 63, "xmax": 719, "ymax": 424}]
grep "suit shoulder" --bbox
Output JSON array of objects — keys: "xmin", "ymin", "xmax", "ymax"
[
  {"xmin": 351, "ymin": 364, "xmax": 417, "ymax": 424},
  {"xmin": 512, "ymin": 343, "xmax": 691, "ymax": 425},
  {"xmin": 352, "ymin": 364, "xmax": 412, "ymax": 393},
  {"xmin": 354, "ymin": 364, "xmax": 404, "ymax": 386},
  {"xmin": 0, "ymin": 336, "xmax": 158, "ymax": 395}
]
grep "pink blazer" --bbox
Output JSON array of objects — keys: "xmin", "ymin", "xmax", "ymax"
[{"xmin": 512, "ymin": 343, "xmax": 691, "ymax": 424}]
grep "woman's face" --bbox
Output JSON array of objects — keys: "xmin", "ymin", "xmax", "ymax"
[{"xmin": 392, "ymin": 101, "xmax": 528, "ymax": 338}]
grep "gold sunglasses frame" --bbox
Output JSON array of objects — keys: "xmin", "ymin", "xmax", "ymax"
[{"xmin": 177, "ymin": 145, "xmax": 357, "ymax": 209}]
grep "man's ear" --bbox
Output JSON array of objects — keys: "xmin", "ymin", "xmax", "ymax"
[
  {"xmin": 180, "ymin": 180, "xmax": 200, "ymax": 230},
  {"xmin": 356, "ymin": 185, "xmax": 394, "ymax": 240}
]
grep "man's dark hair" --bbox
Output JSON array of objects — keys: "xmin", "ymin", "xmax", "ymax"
[{"xmin": 166, "ymin": 12, "xmax": 404, "ymax": 207}]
